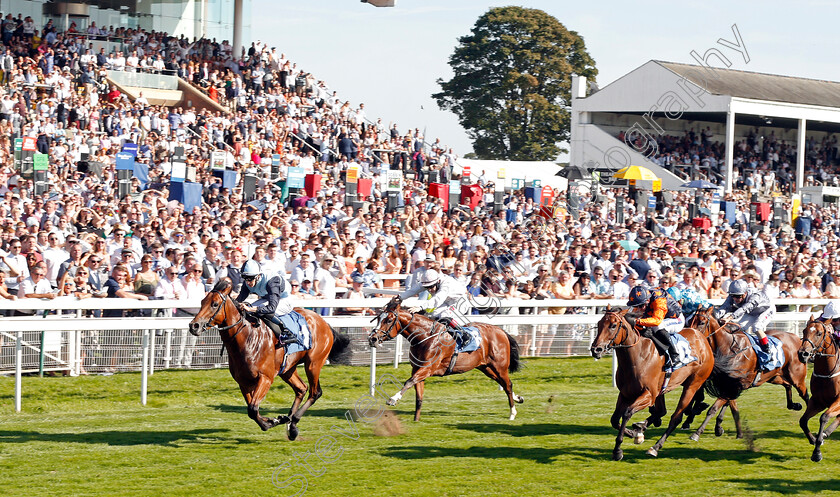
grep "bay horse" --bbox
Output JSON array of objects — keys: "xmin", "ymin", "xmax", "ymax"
[
  {"xmin": 685, "ymin": 307, "xmax": 809, "ymax": 442},
  {"xmin": 590, "ymin": 306, "xmax": 713, "ymax": 460},
  {"xmin": 189, "ymin": 279, "xmax": 350, "ymax": 440},
  {"xmin": 798, "ymin": 317, "xmax": 840, "ymax": 462},
  {"xmin": 368, "ymin": 298, "xmax": 523, "ymax": 421}
]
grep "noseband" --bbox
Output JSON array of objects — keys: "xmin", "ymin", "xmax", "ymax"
[
  {"xmin": 370, "ymin": 308, "xmax": 416, "ymax": 345},
  {"xmin": 804, "ymin": 321, "xmax": 840, "ymax": 379}
]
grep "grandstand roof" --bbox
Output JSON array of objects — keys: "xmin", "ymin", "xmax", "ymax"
[{"xmin": 656, "ymin": 61, "xmax": 840, "ymax": 110}]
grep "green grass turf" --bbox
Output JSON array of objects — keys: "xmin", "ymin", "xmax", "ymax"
[{"xmin": 0, "ymin": 357, "xmax": 839, "ymax": 497}]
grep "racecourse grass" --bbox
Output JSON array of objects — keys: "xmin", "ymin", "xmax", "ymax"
[{"xmin": 1, "ymin": 357, "xmax": 840, "ymax": 497}]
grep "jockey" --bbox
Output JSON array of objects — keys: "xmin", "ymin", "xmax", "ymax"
[
  {"xmin": 402, "ymin": 269, "xmax": 473, "ymax": 347},
  {"xmin": 666, "ymin": 286, "xmax": 712, "ymax": 321},
  {"xmin": 714, "ymin": 279, "xmax": 774, "ymax": 353},
  {"xmin": 236, "ymin": 259, "xmax": 296, "ymax": 347},
  {"xmin": 627, "ymin": 285, "xmax": 685, "ymax": 366},
  {"xmin": 817, "ymin": 300, "xmax": 840, "ymax": 339}
]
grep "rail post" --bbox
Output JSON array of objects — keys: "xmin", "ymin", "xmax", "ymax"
[
  {"xmin": 141, "ymin": 329, "xmax": 149, "ymax": 406},
  {"xmin": 369, "ymin": 346, "xmax": 377, "ymax": 396},
  {"xmin": 14, "ymin": 330, "xmax": 22, "ymax": 412}
]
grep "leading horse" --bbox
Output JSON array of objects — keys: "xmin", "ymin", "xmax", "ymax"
[
  {"xmin": 798, "ymin": 317, "xmax": 840, "ymax": 462},
  {"xmin": 685, "ymin": 307, "xmax": 809, "ymax": 442},
  {"xmin": 368, "ymin": 298, "xmax": 523, "ymax": 421},
  {"xmin": 189, "ymin": 279, "xmax": 350, "ymax": 440},
  {"xmin": 590, "ymin": 306, "xmax": 713, "ymax": 460}
]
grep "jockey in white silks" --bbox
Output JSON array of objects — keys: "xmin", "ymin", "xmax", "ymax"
[{"xmin": 399, "ymin": 269, "xmax": 473, "ymax": 345}]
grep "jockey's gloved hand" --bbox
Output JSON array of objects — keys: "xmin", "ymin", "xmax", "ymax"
[{"xmin": 407, "ymin": 306, "xmax": 423, "ymax": 314}]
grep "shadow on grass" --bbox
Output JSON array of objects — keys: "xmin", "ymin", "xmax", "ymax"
[
  {"xmin": 724, "ymin": 478, "xmax": 840, "ymax": 494},
  {"xmin": 0, "ymin": 428, "xmax": 248, "ymax": 447},
  {"xmin": 380, "ymin": 445, "xmax": 580, "ymax": 464},
  {"xmin": 210, "ymin": 404, "xmax": 351, "ymax": 419},
  {"xmin": 382, "ymin": 444, "xmax": 775, "ymax": 464},
  {"xmin": 452, "ymin": 422, "xmax": 618, "ymax": 437}
]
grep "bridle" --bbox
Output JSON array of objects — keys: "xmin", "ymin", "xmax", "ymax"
[
  {"xmin": 370, "ymin": 307, "xmax": 417, "ymax": 345},
  {"xmin": 201, "ymin": 290, "xmax": 245, "ymax": 342},
  {"xmin": 602, "ymin": 311, "xmax": 640, "ymax": 350},
  {"xmin": 802, "ymin": 320, "xmax": 840, "ymax": 378}
]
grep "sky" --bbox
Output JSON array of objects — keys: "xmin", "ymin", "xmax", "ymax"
[{"xmin": 250, "ymin": 0, "xmax": 840, "ymax": 159}]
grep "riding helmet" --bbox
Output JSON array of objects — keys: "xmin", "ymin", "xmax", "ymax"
[
  {"xmin": 728, "ymin": 279, "xmax": 748, "ymax": 296},
  {"xmin": 627, "ymin": 286, "xmax": 650, "ymax": 307}
]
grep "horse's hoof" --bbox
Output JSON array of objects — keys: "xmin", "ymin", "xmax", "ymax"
[
  {"xmin": 715, "ymin": 426, "xmax": 724, "ymax": 437},
  {"xmin": 515, "ymin": 395, "xmax": 524, "ymax": 404},
  {"xmin": 812, "ymin": 451, "xmax": 823, "ymax": 463},
  {"xmin": 689, "ymin": 433, "xmax": 700, "ymax": 442},
  {"xmin": 276, "ymin": 415, "xmax": 290, "ymax": 425},
  {"xmin": 646, "ymin": 447, "xmax": 658, "ymax": 457},
  {"xmin": 736, "ymin": 433, "xmax": 744, "ymax": 439},
  {"xmin": 386, "ymin": 398, "xmax": 397, "ymax": 406},
  {"xmin": 634, "ymin": 433, "xmax": 645, "ymax": 445},
  {"xmin": 791, "ymin": 403, "xmax": 803, "ymax": 411},
  {"xmin": 287, "ymin": 424, "xmax": 299, "ymax": 441},
  {"xmin": 680, "ymin": 421, "xmax": 691, "ymax": 430},
  {"xmin": 612, "ymin": 449, "xmax": 623, "ymax": 461}
]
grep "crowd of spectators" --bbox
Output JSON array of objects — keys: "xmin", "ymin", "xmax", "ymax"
[
  {"xmin": 0, "ymin": 14, "xmax": 838, "ymax": 365},
  {"xmin": 621, "ymin": 126, "xmax": 840, "ymax": 194}
]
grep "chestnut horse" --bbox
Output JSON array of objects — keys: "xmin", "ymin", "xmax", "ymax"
[
  {"xmin": 368, "ymin": 298, "xmax": 523, "ymax": 421},
  {"xmin": 798, "ymin": 317, "xmax": 840, "ymax": 462},
  {"xmin": 590, "ymin": 307, "xmax": 713, "ymax": 460},
  {"xmin": 685, "ymin": 307, "xmax": 809, "ymax": 442},
  {"xmin": 189, "ymin": 279, "xmax": 350, "ymax": 440}
]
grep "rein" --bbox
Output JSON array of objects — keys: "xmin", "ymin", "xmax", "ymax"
[{"xmin": 204, "ymin": 290, "xmax": 245, "ymax": 342}]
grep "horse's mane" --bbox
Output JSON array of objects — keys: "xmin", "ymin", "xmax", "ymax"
[{"xmin": 213, "ymin": 277, "xmax": 232, "ymax": 293}]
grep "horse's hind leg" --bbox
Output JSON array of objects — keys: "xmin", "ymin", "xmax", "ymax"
[
  {"xmin": 480, "ymin": 365, "xmax": 523, "ymax": 421},
  {"xmin": 612, "ymin": 392, "xmax": 652, "ymax": 461},
  {"xmin": 280, "ymin": 369, "xmax": 308, "ymax": 437},
  {"xmin": 729, "ymin": 400, "xmax": 743, "ymax": 439},
  {"xmin": 633, "ymin": 395, "xmax": 666, "ymax": 444},
  {"xmin": 690, "ymin": 397, "xmax": 725, "ymax": 442},
  {"xmin": 241, "ymin": 374, "xmax": 283, "ymax": 432}
]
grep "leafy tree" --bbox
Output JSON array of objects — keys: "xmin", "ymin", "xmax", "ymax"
[{"xmin": 434, "ymin": 7, "xmax": 597, "ymax": 160}]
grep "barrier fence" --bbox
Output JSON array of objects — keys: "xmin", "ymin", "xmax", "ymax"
[{"xmin": 0, "ymin": 297, "xmax": 832, "ymax": 411}]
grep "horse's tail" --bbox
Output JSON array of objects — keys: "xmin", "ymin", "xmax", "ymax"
[
  {"xmin": 704, "ymin": 349, "xmax": 750, "ymax": 400},
  {"xmin": 328, "ymin": 325, "xmax": 352, "ymax": 364},
  {"xmin": 505, "ymin": 332, "xmax": 522, "ymax": 374}
]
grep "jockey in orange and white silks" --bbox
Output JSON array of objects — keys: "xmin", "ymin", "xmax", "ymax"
[
  {"xmin": 627, "ymin": 285, "xmax": 685, "ymax": 366},
  {"xmin": 714, "ymin": 279, "xmax": 775, "ymax": 352}
]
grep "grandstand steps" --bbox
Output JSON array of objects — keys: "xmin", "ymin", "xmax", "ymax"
[{"xmin": 104, "ymin": 71, "xmax": 226, "ymax": 113}]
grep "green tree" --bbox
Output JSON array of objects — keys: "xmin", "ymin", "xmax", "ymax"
[{"xmin": 434, "ymin": 7, "xmax": 597, "ymax": 160}]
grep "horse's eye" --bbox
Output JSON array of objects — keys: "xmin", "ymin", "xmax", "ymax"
[{"xmin": 211, "ymin": 302, "xmax": 220, "ymax": 308}]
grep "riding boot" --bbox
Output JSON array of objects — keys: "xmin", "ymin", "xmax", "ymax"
[
  {"xmin": 266, "ymin": 316, "xmax": 298, "ymax": 348},
  {"xmin": 759, "ymin": 336, "xmax": 771, "ymax": 353},
  {"xmin": 654, "ymin": 327, "xmax": 680, "ymax": 366}
]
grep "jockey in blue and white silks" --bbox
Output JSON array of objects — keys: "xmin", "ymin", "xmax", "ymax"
[
  {"xmin": 236, "ymin": 259, "xmax": 296, "ymax": 346},
  {"xmin": 714, "ymin": 279, "xmax": 774, "ymax": 352},
  {"xmin": 666, "ymin": 286, "xmax": 712, "ymax": 321}
]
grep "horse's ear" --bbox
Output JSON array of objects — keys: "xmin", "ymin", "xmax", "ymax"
[
  {"xmin": 213, "ymin": 277, "xmax": 232, "ymax": 295},
  {"xmin": 808, "ymin": 314, "xmax": 815, "ymax": 323},
  {"xmin": 606, "ymin": 304, "xmax": 612, "ymax": 312},
  {"xmin": 618, "ymin": 307, "xmax": 630, "ymax": 316}
]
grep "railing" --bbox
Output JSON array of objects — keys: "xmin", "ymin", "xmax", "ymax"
[{"xmin": 1, "ymin": 297, "xmax": 831, "ymax": 411}]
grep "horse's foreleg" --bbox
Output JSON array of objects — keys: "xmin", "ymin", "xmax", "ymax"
[
  {"xmin": 242, "ymin": 374, "xmax": 282, "ymax": 432},
  {"xmin": 387, "ymin": 371, "xmax": 428, "ymax": 406},
  {"xmin": 813, "ymin": 410, "xmax": 836, "ymax": 462},
  {"xmin": 690, "ymin": 398, "xmax": 725, "ymax": 442},
  {"xmin": 800, "ymin": 400, "xmax": 823, "ymax": 446},
  {"xmin": 648, "ymin": 383, "xmax": 700, "ymax": 457},
  {"xmin": 633, "ymin": 395, "xmax": 666, "ymax": 444},
  {"xmin": 682, "ymin": 389, "xmax": 708, "ymax": 429},
  {"xmin": 413, "ymin": 380, "xmax": 424, "ymax": 422}
]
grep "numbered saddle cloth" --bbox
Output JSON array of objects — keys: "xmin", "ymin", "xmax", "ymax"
[
  {"xmin": 455, "ymin": 326, "xmax": 482, "ymax": 354},
  {"xmin": 668, "ymin": 333, "xmax": 697, "ymax": 371},
  {"xmin": 744, "ymin": 333, "xmax": 785, "ymax": 371}
]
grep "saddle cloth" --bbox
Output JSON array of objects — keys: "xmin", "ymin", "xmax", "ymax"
[
  {"xmin": 668, "ymin": 333, "xmax": 697, "ymax": 371},
  {"xmin": 455, "ymin": 326, "xmax": 481, "ymax": 354},
  {"xmin": 743, "ymin": 332, "xmax": 785, "ymax": 371},
  {"xmin": 277, "ymin": 311, "xmax": 312, "ymax": 355}
]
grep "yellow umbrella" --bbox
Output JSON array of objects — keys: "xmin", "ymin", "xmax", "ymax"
[{"xmin": 612, "ymin": 165, "xmax": 659, "ymax": 181}]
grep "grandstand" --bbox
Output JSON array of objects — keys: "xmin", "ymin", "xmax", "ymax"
[{"xmin": 570, "ymin": 60, "xmax": 840, "ymax": 193}]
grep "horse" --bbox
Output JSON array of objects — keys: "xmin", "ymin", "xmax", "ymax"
[
  {"xmin": 685, "ymin": 307, "xmax": 809, "ymax": 442},
  {"xmin": 188, "ymin": 279, "xmax": 350, "ymax": 440},
  {"xmin": 590, "ymin": 306, "xmax": 713, "ymax": 460},
  {"xmin": 798, "ymin": 317, "xmax": 840, "ymax": 462},
  {"xmin": 368, "ymin": 298, "xmax": 523, "ymax": 421}
]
